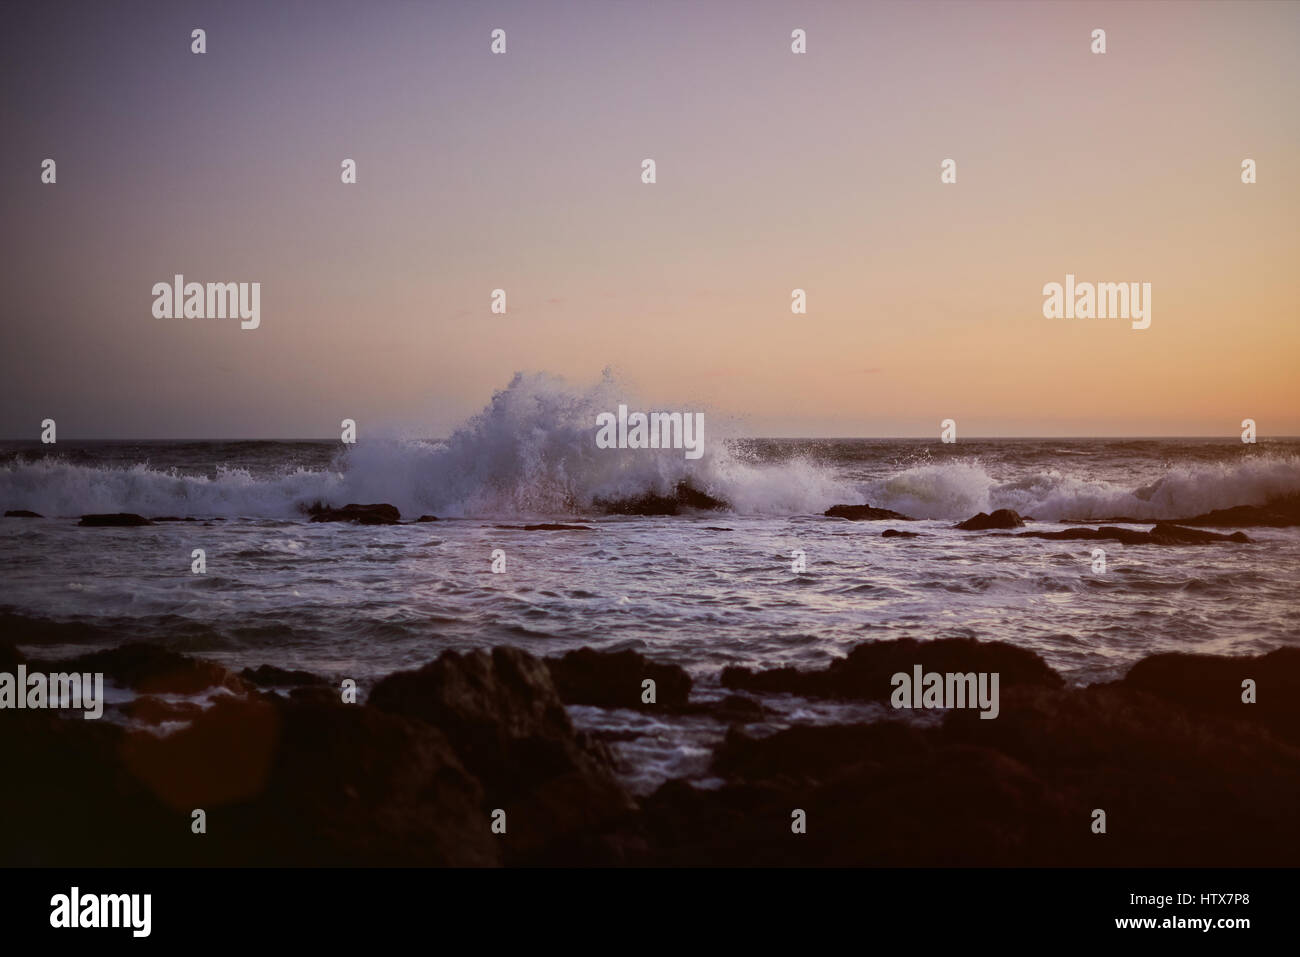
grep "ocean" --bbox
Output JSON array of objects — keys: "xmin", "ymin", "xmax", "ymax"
[{"xmin": 3, "ymin": 402, "xmax": 1298, "ymax": 789}]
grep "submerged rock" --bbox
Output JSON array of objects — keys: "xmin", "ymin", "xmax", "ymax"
[
  {"xmin": 78, "ymin": 513, "xmax": 152, "ymax": 527},
  {"xmin": 882, "ymin": 528, "xmax": 921, "ymax": 538},
  {"xmin": 3, "ymin": 509, "xmax": 42, "ymax": 518},
  {"xmin": 494, "ymin": 523, "xmax": 593, "ymax": 531},
  {"xmin": 1060, "ymin": 493, "xmax": 1300, "ymax": 528},
  {"xmin": 1012, "ymin": 524, "xmax": 1251, "ymax": 545}
]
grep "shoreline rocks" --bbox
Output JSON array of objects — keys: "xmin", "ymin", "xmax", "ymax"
[{"xmin": 3, "ymin": 636, "xmax": 1298, "ymax": 866}]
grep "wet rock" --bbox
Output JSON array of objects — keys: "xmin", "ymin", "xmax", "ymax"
[
  {"xmin": 494, "ymin": 523, "xmax": 593, "ymax": 531},
  {"xmin": 3, "ymin": 509, "xmax": 42, "ymax": 518},
  {"xmin": 1013, "ymin": 524, "xmax": 1251, "ymax": 545},
  {"xmin": 78, "ymin": 513, "xmax": 152, "ymax": 527},
  {"xmin": 720, "ymin": 637, "xmax": 1062, "ymax": 700},
  {"xmin": 547, "ymin": 647, "xmax": 692, "ymax": 709},
  {"xmin": 240, "ymin": 664, "xmax": 328, "ymax": 688},
  {"xmin": 882, "ymin": 528, "xmax": 921, "ymax": 538},
  {"xmin": 369, "ymin": 646, "xmax": 635, "ymax": 861},
  {"xmin": 825, "ymin": 504, "xmax": 915, "ymax": 521},
  {"xmin": 307, "ymin": 503, "xmax": 401, "ymax": 525},
  {"xmin": 1060, "ymin": 493, "xmax": 1300, "ymax": 528},
  {"xmin": 597, "ymin": 482, "xmax": 727, "ymax": 516},
  {"xmin": 121, "ymin": 695, "xmax": 205, "ymax": 725},
  {"xmin": 414, "ymin": 515, "xmax": 439, "ymax": 522},
  {"xmin": 1116, "ymin": 647, "xmax": 1300, "ymax": 746},
  {"xmin": 0, "ymin": 642, "xmax": 26, "ymax": 671},
  {"xmin": 955, "ymin": 509, "xmax": 1024, "ymax": 530},
  {"xmin": 33, "ymin": 642, "xmax": 248, "ymax": 696}
]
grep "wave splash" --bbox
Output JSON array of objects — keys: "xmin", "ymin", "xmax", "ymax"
[{"xmin": 0, "ymin": 373, "xmax": 851, "ymax": 519}]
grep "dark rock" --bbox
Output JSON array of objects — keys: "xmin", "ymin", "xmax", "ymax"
[
  {"xmin": 149, "ymin": 516, "xmax": 198, "ymax": 522},
  {"xmin": 715, "ymin": 694, "xmax": 766, "ymax": 722},
  {"xmin": 0, "ymin": 642, "xmax": 26, "ymax": 671},
  {"xmin": 721, "ymin": 637, "xmax": 1062, "ymax": 700},
  {"xmin": 1117, "ymin": 647, "xmax": 1300, "ymax": 746},
  {"xmin": 494, "ymin": 523, "xmax": 593, "ymax": 531},
  {"xmin": 1150, "ymin": 523, "xmax": 1251, "ymax": 544},
  {"xmin": 414, "ymin": 515, "xmax": 439, "ymax": 522},
  {"xmin": 32, "ymin": 642, "xmax": 248, "ymax": 695},
  {"xmin": 121, "ymin": 695, "xmax": 205, "ymax": 725},
  {"xmin": 7, "ymin": 638, "xmax": 1300, "ymax": 866},
  {"xmin": 1060, "ymin": 493, "xmax": 1300, "ymax": 528},
  {"xmin": 1012, "ymin": 524, "xmax": 1251, "ymax": 545},
  {"xmin": 369, "ymin": 647, "xmax": 634, "ymax": 861},
  {"xmin": 240, "ymin": 664, "xmax": 328, "ymax": 688},
  {"xmin": 955, "ymin": 509, "xmax": 1024, "ymax": 530},
  {"xmin": 3, "ymin": 509, "xmax": 42, "ymax": 518},
  {"xmin": 596, "ymin": 482, "xmax": 727, "ymax": 516},
  {"xmin": 78, "ymin": 513, "xmax": 152, "ymax": 527},
  {"xmin": 307, "ymin": 502, "xmax": 401, "ymax": 525},
  {"xmin": 882, "ymin": 528, "xmax": 921, "ymax": 538},
  {"xmin": 547, "ymin": 647, "xmax": 692, "ymax": 709},
  {"xmin": 825, "ymin": 504, "xmax": 915, "ymax": 521}
]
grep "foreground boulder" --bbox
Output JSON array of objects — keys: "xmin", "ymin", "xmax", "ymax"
[
  {"xmin": 548, "ymin": 648, "xmax": 692, "ymax": 709},
  {"xmin": 307, "ymin": 502, "xmax": 401, "ymax": 525},
  {"xmin": 1117, "ymin": 647, "xmax": 1300, "ymax": 745},
  {"xmin": 78, "ymin": 513, "xmax": 152, "ymax": 527},
  {"xmin": 370, "ymin": 647, "xmax": 635, "ymax": 861},
  {"xmin": 825, "ymin": 504, "xmax": 915, "ymax": 521},
  {"xmin": 955, "ymin": 509, "xmax": 1024, "ymax": 530}
]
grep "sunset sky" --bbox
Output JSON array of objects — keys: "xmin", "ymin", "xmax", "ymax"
[{"xmin": 2, "ymin": 0, "xmax": 1297, "ymax": 438}]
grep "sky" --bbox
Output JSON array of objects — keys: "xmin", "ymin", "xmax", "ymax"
[{"xmin": 2, "ymin": 0, "xmax": 1297, "ymax": 438}]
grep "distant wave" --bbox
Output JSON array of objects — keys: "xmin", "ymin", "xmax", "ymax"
[
  {"xmin": 2, "ymin": 372, "xmax": 1297, "ymax": 521},
  {"xmin": 863, "ymin": 456, "xmax": 1300, "ymax": 521}
]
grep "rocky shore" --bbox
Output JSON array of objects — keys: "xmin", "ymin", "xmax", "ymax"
[{"xmin": 2, "ymin": 635, "xmax": 1297, "ymax": 867}]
